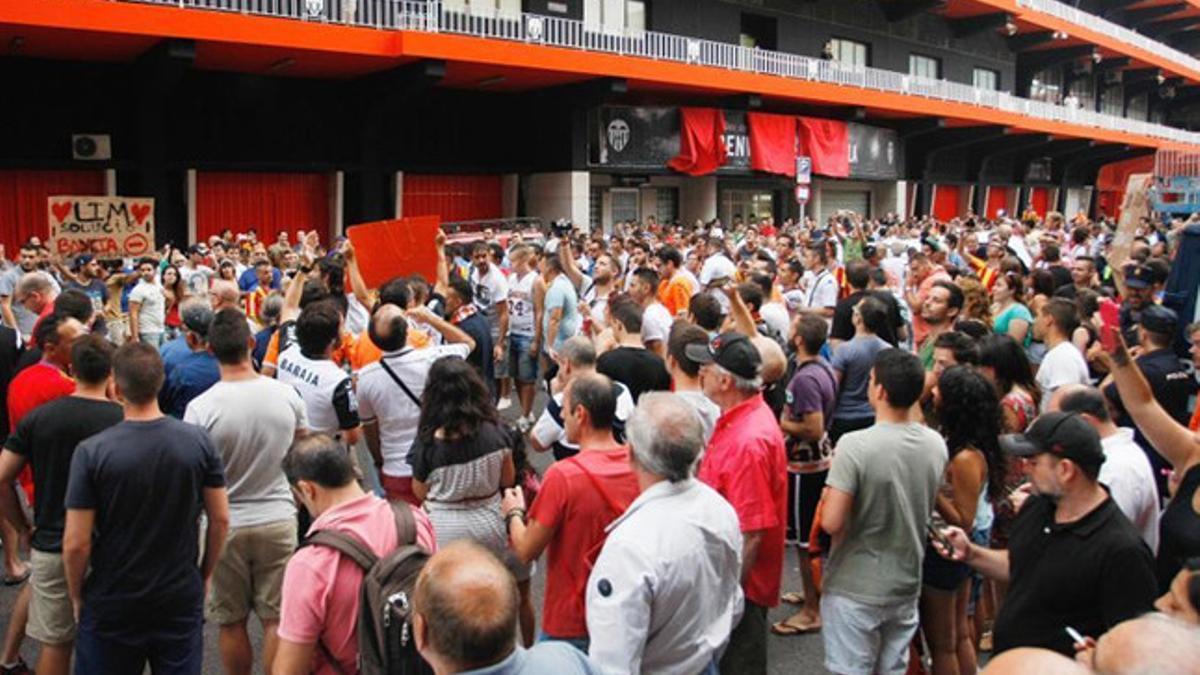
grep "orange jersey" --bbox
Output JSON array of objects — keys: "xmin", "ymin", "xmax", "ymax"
[{"xmin": 657, "ymin": 273, "xmax": 694, "ymax": 317}]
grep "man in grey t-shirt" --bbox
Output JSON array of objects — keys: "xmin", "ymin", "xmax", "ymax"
[
  {"xmin": 819, "ymin": 348, "xmax": 947, "ymax": 675},
  {"xmin": 183, "ymin": 309, "xmax": 307, "ymax": 674},
  {"xmin": 0, "ymin": 244, "xmax": 55, "ymax": 340}
]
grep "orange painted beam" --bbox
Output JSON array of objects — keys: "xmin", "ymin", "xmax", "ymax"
[{"xmin": 2, "ymin": 0, "xmax": 1197, "ymax": 150}]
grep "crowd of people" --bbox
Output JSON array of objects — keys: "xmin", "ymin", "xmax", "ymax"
[{"xmin": 0, "ymin": 206, "xmax": 1196, "ymax": 675}]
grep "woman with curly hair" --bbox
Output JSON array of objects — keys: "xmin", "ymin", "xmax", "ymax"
[
  {"xmin": 405, "ymin": 356, "xmax": 535, "ymax": 644},
  {"xmin": 957, "ymin": 276, "xmax": 993, "ymax": 328},
  {"xmin": 920, "ymin": 365, "xmax": 1008, "ymax": 675}
]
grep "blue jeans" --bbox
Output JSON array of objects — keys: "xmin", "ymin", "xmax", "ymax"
[
  {"xmin": 508, "ymin": 333, "xmax": 540, "ymax": 383},
  {"xmin": 74, "ymin": 607, "xmax": 203, "ymax": 675}
]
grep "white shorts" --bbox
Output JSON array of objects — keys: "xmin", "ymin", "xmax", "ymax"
[{"xmin": 821, "ymin": 592, "xmax": 919, "ymax": 675}]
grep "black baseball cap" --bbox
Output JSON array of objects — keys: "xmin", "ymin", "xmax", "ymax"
[
  {"xmin": 999, "ymin": 411, "xmax": 1104, "ymax": 469},
  {"xmin": 1125, "ymin": 265, "xmax": 1154, "ymax": 289},
  {"xmin": 1139, "ymin": 304, "xmax": 1178, "ymax": 336},
  {"xmin": 684, "ymin": 331, "xmax": 762, "ymax": 380},
  {"xmin": 180, "ymin": 303, "xmax": 215, "ymax": 338}
]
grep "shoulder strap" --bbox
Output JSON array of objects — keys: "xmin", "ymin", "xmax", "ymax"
[
  {"xmin": 569, "ymin": 456, "xmax": 625, "ymax": 517},
  {"xmin": 390, "ymin": 501, "xmax": 418, "ymax": 547},
  {"xmin": 379, "ymin": 356, "xmax": 421, "ymax": 407},
  {"xmin": 303, "ymin": 529, "xmax": 379, "ymax": 572}
]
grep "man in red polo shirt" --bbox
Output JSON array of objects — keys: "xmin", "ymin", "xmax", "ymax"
[
  {"xmin": 502, "ymin": 373, "xmax": 639, "ymax": 651},
  {"xmin": 688, "ymin": 332, "xmax": 787, "ymax": 675},
  {"xmin": 1, "ymin": 312, "xmax": 85, "ymax": 675}
]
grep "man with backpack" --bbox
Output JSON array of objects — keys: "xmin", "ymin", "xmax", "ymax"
[{"xmin": 274, "ymin": 434, "xmax": 435, "ymax": 675}]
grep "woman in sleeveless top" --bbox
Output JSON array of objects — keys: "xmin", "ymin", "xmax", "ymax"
[
  {"xmin": 921, "ymin": 366, "xmax": 1007, "ymax": 675},
  {"xmin": 407, "ymin": 356, "xmax": 536, "ymax": 644}
]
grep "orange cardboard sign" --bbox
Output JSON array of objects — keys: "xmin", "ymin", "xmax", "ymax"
[{"xmin": 346, "ymin": 216, "xmax": 441, "ymax": 289}]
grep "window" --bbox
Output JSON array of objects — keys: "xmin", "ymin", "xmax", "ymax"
[
  {"xmin": 1127, "ymin": 92, "xmax": 1149, "ymax": 121},
  {"xmin": 973, "ymin": 68, "xmax": 999, "ymax": 91},
  {"xmin": 590, "ymin": 187, "xmax": 603, "ymax": 230},
  {"xmin": 1067, "ymin": 76, "xmax": 1094, "ymax": 110},
  {"xmin": 656, "ymin": 188, "xmax": 678, "ymax": 224},
  {"xmin": 584, "ymin": 0, "xmax": 646, "ymax": 35},
  {"xmin": 1100, "ymin": 85, "xmax": 1123, "ymax": 116},
  {"xmin": 829, "ymin": 38, "xmax": 869, "ymax": 67},
  {"xmin": 1029, "ymin": 67, "xmax": 1063, "ymax": 104},
  {"xmin": 740, "ymin": 14, "xmax": 777, "ymax": 50},
  {"xmin": 610, "ymin": 189, "xmax": 640, "ymax": 224},
  {"xmin": 909, "ymin": 54, "xmax": 940, "ymax": 79}
]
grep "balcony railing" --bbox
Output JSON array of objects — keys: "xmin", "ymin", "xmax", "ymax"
[
  {"xmin": 121, "ymin": 0, "xmax": 1200, "ymax": 146},
  {"xmin": 1017, "ymin": 0, "xmax": 1200, "ymax": 79}
]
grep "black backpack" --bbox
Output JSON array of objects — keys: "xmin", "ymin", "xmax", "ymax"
[{"xmin": 302, "ymin": 502, "xmax": 433, "ymax": 675}]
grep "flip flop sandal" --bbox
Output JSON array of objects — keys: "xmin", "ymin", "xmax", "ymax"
[
  {"xmin": 780, "ymin": 591, "xmax": 806, "ymax": 605},
  {"xmin": 770, "ymin": 617, "xmax": 822, "ymax": 636},
  {"xmin": 3, "ymin": 569, "xmax": 30, "ymax": 586}
]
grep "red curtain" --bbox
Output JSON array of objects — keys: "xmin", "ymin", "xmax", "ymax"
[
  {"xmin": 985, "ymin": 186, "xmax": 1009, "ymax": 219},
  {"xmin": 403, "ymin": 175, "xmax": 502, "ymax": 223},
  {"xmin": 933, "ymin": 184, "xmax": 960, "ymax": 221},
  {"xmin": 0, "ymin": 170, "xmax": 105, "ymax": 253},
  {"xmin": 748, "ymin": 112, "xmax": 797, "ymax": 177},
  {"xmin": 797, "ymin": 117, "xmax": 850, "ymax": 178},
  {"xmin": 196, "ymin": 172, "xmax": 330, "ymax": 245},
  {"xmin": 1029, "ymin": 187, "xmax": 1049, "ymax": 216},
  {"xmin": 668, "ymin": 108, "xmax": 727, "ymax": 176}
]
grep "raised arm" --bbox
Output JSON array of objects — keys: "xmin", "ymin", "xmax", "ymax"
[
  {"xmin": 558, "ymin": 238, "xmax": 586, "ymax": 290},
  {"xmin": 406, "ymin": 306, "xmax": 474, "ymax": 351},
  {"xmin": 342, "ymin": 242, "xmax": 374, "ymax": 310}
]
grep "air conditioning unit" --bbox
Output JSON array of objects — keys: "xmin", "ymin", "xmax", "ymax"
[{"xmin": 71, "ymin": 134, "xmax": 111, "ymax": 161}]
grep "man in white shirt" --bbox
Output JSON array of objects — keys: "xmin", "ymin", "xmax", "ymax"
[
  {"xmin": 802, "ymin": 244, "xmax": 839, "ymax": 319},
  {"xmin": 1051, "ymin": 385, "xmax": 1160, "ymax": 552},
  {"xmin": 469, "ymin": 242, "xmax": 509, "ymax": 405},
  {"xmin": 586, "ymin": 392, "xmax": 743, "ymax": 675},
  {"xmin": 627, "ymin": 268, "xmax": 672, "ymax": 358},
  {"xmin": 128, "ymin": 257, "xmax": 167, "ymax": 347},
  {"xmin": 356, "ymin": 303, "xmax": 475, "ymax": 506},
  {"xmin": 1033, "ymin": 298, "xmax": 1090, "ymax": 412},
  {"xmin": 531, "ymin": 336, "xmax": 634, "ymax": 461},
  {"xmin": 699, "ymin": 236, "xmax": 737, "ymax": 289}
]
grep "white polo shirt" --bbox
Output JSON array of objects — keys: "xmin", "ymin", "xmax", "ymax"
[
  {"xmin": 356, "ymin": 343, "xmax": 471, "ymax": 477},
  {"xmin": 1099, "ymin": 427, "xmax": 1161, "ymax": 553},
  {"xmin": 587, "ymin": 478, "xmax": 744, "ymax": 675}
]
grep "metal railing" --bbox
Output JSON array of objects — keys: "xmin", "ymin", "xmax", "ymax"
[
  {"xmin": 1017, "ymin": 0, "xmax": 1200, "ymax": 78},
  {"xmin": 121, "ymin": 0, "xmax": 1200, "ymax": 146}
]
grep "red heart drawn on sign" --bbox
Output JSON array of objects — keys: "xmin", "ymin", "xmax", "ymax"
[
  {"xmin": 131, "ymin": 203, "xmax": 151, "ymax": 226},
  {"xmin": 51, "ymin": 202, "xmax": 72, "ymax": 224}
]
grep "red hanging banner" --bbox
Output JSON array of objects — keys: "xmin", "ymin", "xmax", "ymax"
[
  {"xmin": 748, "ymin": 112, "xmax": 798, "ymax": 177},
  {"xmin": 668, "ymin": 108, "xmax": 728, "ymax": 176},
  {"xmin": 797, "ymin": 117, "xmax": 850, "ymax": 178}
]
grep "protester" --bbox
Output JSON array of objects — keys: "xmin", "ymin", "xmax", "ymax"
[
  {"xmin": 183, "ymin": 308, "xmax": 308, "ymax": 675},
  {"xmin": 688, "ymin": 332, "xmax": 787, "ymax": 674},
  {"xmin": 1032, "ymin": 298, "xmax": 1089, "ymax": 411},
  {"xmin": 469, "ymin": 242, "xmax": 510, "ymax": 405},
  {"xmin": 917, "ymin": 281, "xmax": 963, "ymax": 370},
  {"xmin": 820, "ymin": 348, "xmax": 947, "ymax": 675},
  {"xmin": 127, "ymin": 257, "xmax": 167, "ymax": 347},
  {"xmin": 505, "ymin": 245, "xmax": 544, "ymax": 428},
  {"xmin": 159, "ymin": 301, "xmax": 219, "ymax": 419},
  {"xmin": 0, "ymin": 245, "xmax": 43, "ymax": 339},
  {"xmin": 530, "ymin": 336, "xmax": 635, "ymax": 460},
  {"xmin": 772, "ymin": 314, "xmax": 837, "ymax": 637},
  {"xmin": 274, "ymin": 433, "xmax": 435, "ymax": 675},
  {"xmin": 276, "ymin": 300, "xmax": 361, "ymax": 443},
  {"xmin": 357, "ymin": 303, "xmax": 475, "ymax": 505},
  {"xmin": 586, "ymin": 393, "xmax": 743, "ymax": 674},
  {"xmin": 414, "ymin": 541, "xmax": 600, "ymax": 674},
  {"xmin": 0, "ymin": 336, "xmax": 121, "ymax": 675},
  {"xmin": 1073, "ymin": 613, "xmax": 1200, "ymax": 675},
  {"xmin": 596, "ymin": 298, "xmax": 671, "ymax": 402},
  {"xmin": 1051, "ymin": 385, "xmax": 1160, "ymax": 552},
  {"xmin": 829, "ymin": 296, "xmax": 891, "ymax": 440},
  {"xmin": 503, "ymin": 374, "xmax": 640, "ymax": 649},
  {"xmin": 664, "ymin": 322, "xmax": 721, "ymax": 442},
  {"xmin": 64, "ymin": 342, "xmax": 230, "ymax": 674},
  {"xmin": 627, "ymin": 267, "xmax": 672, "ymax": 357},
  {"xmin": 934, "ymin": 411, "xmax": 1158, "ymax": 656}
]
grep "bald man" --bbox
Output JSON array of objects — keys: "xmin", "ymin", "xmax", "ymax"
[
  {"xmin": 1075, "ymin": 613, "xmax": 1200, "ymax": 674},
  {"xmin": 413, "ymin": 541, "xmax": 600, "ymax": 674},
  {"xmin": 980, "ymin": 648, "xmax": 1090, "ymax": 675},
  {"xmin": 209, "ymin": 280, "xmax": 241, "ymax": 313}
]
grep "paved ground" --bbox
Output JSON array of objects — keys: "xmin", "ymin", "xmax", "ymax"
[{"xmin": 0, "ymin": 388, "xmax": 828, "ymax": 673}]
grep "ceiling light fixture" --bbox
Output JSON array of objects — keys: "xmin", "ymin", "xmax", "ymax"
[
  {"xmin": 1004, "ymin": 21, "xmax": 1018, "ymax": 36},
  {"xmin": 1053, "ymin": 30, "xmax": 1069, "ymax": 40}
]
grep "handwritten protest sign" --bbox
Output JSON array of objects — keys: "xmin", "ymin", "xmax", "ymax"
[
  {"xmin": 347, "ymin": 216, "xmax": 440, "ymax": 289},
  {"xmin": 48, "ymin": 196, "xmax": 155, "ymax": 258}
]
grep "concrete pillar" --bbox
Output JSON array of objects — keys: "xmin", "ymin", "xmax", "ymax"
[
  {"xmin": 680, "ymin": 176, "xmax": 717, "ymax": 226},
  {"xmin": 525, "ymin": 171, "xmax": 589, "ymax": 230},
  {"xmin": 502, "ymin": 174, "xmax": 520, "ymax": 219},
  {"xmin": 879, "ymin": 180, "xmax": 905, "ymax": 219}
]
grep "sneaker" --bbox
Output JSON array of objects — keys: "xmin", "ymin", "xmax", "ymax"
[
  {"xmin": 515, "ymin": 415, "xmax": 534, "ymax": 434},
  {"xmin": 497, "ymin": 396, "xmax": 513, "ymax": 410}
]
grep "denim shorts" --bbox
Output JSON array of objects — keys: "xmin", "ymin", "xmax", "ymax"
[{"xmin": 508, "ymin": 333, "xmax": 540, "ymax": 383}]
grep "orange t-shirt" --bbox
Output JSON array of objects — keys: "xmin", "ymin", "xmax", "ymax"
[{"xmin": 657, "ymin": 273, "xmax": 694, "ymax": 317}]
